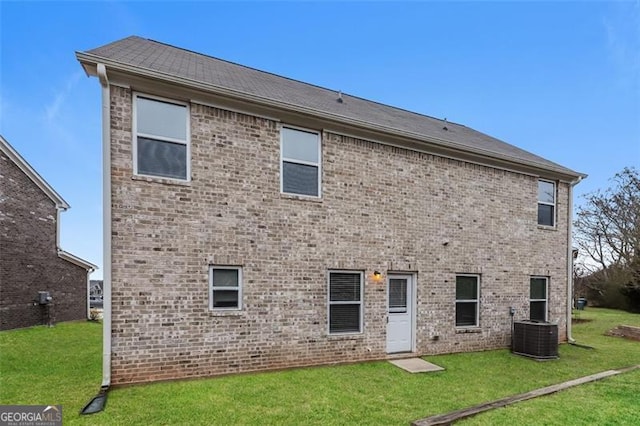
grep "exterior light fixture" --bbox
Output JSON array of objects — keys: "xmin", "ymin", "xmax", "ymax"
[{"xmin": 373, "ymin": 271, "xmax": 382, "ymax": 281}]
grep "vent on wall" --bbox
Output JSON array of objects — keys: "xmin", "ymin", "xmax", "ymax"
[{"xmin": 512, "ymin": 321, "xmax": 558, "ymax": 359}]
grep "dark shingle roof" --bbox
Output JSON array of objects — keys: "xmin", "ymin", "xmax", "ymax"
[{"xmin": 80, "ymin": 36, "xmax": 582, "ymax": 178}]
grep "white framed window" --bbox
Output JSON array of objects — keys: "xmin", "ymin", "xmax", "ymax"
[
  {"xmin": 455, "ymin": 274, "xmax": 480, "ymax": 327},
  {"xmin": 281, "ymin": 126, "xmax": 321, "ymax": 197},
  {"xmin": 209, "ymin": 266, "xmax": 242, "ymax": 310},
  {"xmin": 537, "ymin": 180, "xmax": 555, "ymax": 226},
  {"xmin": 133, "ymin": 93, "xmax": 190, "ymax": 181},
  {"xmin": 530, "ymin": 276, "xmax": 548, "ymax": 321},
  {"xmin": 328, "ymin": 271, "xmax": 363, "ymax": 334}
]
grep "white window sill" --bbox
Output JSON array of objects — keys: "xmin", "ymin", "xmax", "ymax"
[
  {"xmin": 327, "ymin": 332, "xmax": 364, "ymax": 340},
  {"xmin": 208, "ymin": 310, "xmax": 245, "ymax": 317},
  {"xmin": 455, "ymin": 327, "xmax": 482, "ymax": 334},
  {"xmin": 280, "ymin": 193, "xmax": 322, "ymax": 203},
  {"xmin": 132, "ymin": 174, "xmax": 191, "ymax": 186},
  {"xmin": 537, "ymin": 225, "xmax": 557, "ymax": 231}
]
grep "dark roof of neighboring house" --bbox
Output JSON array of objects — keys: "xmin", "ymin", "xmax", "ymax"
[{"xmin": 77, "ymin": 36, "xmax": 584, "ymax": 179}]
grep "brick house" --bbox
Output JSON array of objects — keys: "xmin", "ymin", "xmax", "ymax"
[
  {"xmin": 89, "ymin": 279, "xmax": 104, "ymax": 308},
  {"xmin": 77, "ymin": 36, "xmax": 585, "ymax": 386},
  {"xmin": 0, "ymin": 136, "xmax": 97, "ymax": 330}
]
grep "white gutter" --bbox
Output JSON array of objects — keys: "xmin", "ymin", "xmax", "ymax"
[
  {"xmin": 567, "ymin": 176, "xmax": 584, "ymax": 343},
  {"xmin": 97, "ymin": 63, "xmax": 112, "ymax": 388}
]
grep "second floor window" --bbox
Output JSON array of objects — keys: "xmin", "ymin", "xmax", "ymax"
[
  {"xmin": 134, "ymin": 94, "xmax": 189, "ymax": 181},
  {"xmin": 537, "ymin": 180, "xmax": 555, "ymax": 226},
  {"xmin": 281, "ymin": 127, "xmax": 321, "ymax": 197}
]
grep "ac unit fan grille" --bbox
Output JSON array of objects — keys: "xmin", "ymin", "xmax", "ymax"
[{"xmin": 512, "ymin": 321, "xmax": 558, "ymax": 359}]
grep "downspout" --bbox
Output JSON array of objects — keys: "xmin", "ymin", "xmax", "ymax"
[
  {"xmin": 86, "ymin": 265, "xmax": 95, "ymax": 320},
  {"xmin": 97, "ymin": 63, "xmax": 112, "ymax": 389},
  {"xmin": 87, "ymin": 268, "xmax": 90, "ymax": 320},
  {"xmin": 55, "ymin": 208, "xmax": 61, "ymax": 249},
  {"xmin": 80, "ymin": 63, "xmax": 111, "ymax": 415},
  {"xmin": 566, "ymin": 176, "xmax": 583, "ymax": 343}
]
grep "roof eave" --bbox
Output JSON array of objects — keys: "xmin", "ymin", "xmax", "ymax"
[
  {"xmin": 0, "ymin": 135, "xmax": 70, "ymax": 210},
  {"xmin": 76, "ymin": 52, "xmax": 586, "ymax": 182},
  {"xmin": 58, "ymin": 249, "xmax": 98, "ymax": 271}
]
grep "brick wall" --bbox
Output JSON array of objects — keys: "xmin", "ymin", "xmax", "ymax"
[
  {"xmin": 109, "ymin": 86, "xmax": 569, "ymax": 384},
  {"xmin": 0, "ymin": 151, "xmax": 88, "ymax": 330}
]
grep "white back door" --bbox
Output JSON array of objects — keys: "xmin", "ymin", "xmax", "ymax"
[{"xmin": 386, "ymin": 274, "xmax": 413, "ymax": 353}]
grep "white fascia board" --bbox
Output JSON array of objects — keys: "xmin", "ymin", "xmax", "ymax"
[{"xmin": 58, "ymin": 249, "xmax": 98, "ymax": 271}]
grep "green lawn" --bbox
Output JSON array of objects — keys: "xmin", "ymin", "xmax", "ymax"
[{"xmin": 1, "ymin": 308, "xmax": 638, "ymax": 425}]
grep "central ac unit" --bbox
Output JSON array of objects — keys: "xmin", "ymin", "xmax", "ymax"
[{"xmin": 512, "ymin": 321, "xmax": 558, "ymax": 359}]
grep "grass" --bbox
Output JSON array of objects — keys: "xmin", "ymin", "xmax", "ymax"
[
  {"xmin": 1, "ymin": 308, "xmax": 638, "ymax": 425},
  {"xmin": 0, "ymin": 321, "xmax": 102, "ymax": 412},
  {"xmin": 460, "ymin": 369, "xmax": 640, "ymax": 425}
]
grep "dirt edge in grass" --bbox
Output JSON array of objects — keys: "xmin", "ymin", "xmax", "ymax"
[
  {"xmin": 411, "ymin": 365, "xmax": 640, "ymax": 426},
  {"xmin": 605, "ymin": 325, "xmax": 640, "ymax": 341}
]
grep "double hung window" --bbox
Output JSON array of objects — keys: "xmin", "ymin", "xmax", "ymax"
[
  {"xmin": 209, "ymin": 266, "xmax": 242, "ymax": 310},
  {"xmin": 455, "ymin": 275, "xmax": 480, "ymax": 327},
  {"xmin": 537, "ymin": 180, "xmax": 555, "ymax": 226},
  {"xmin": 530, "ymin": 277, "xmax": 548, "ymax": 321},
  {"xmin": 134, "ymin": 94, "xmax": 189, "ymax": 180},
  {"xmin": 281, "ymin": 127, "xmax": 321, "ymax": 197},
  {"xmin": 328, "ymin": 271, "xmax": 363, "ymax": 334}
]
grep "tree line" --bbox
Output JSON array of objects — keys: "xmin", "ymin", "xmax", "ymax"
[{"xmin": 574, "ymin": 167, "xmax": 639, "ymax": 312}]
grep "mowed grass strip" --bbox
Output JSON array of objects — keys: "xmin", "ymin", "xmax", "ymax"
[
  {"xmin": 1, "ymin": 308, "xmax": 638, "ymax": 425},
  {"xmin": 459, "ymin": 369, "xmax": 640, "ymax": 425},
  {"xmin": 0, "ymin": 321, "xmax": 102, "ymax": 411}
]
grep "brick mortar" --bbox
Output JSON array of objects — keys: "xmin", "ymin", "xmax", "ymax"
[
  {"xmin": 0, "ymin": 151, "xmax": 88, "ymax": 330},
  {"xmin": 109, "ymin": 86, "xmax": 569, "ymax": 384}
]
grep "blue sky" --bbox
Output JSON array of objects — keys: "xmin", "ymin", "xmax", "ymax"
[{"xmin": 1, "ymin": 1, "xmax": 638, "ymax": 279}]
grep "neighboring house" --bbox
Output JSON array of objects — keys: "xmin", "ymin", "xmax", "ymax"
[
  {"xmin": 0, "ymin": 136, "xmax": 97, "ymax": 330},
  {"xmin": 89, "ymin": 280, "xmax": 104, "ymax": 308},
  {"xmin": 77, "ymin": 36, "xmax": 585, "ymax": 386}
]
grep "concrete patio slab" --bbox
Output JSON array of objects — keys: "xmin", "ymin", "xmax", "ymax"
[{"xmin": 389, "ymin": 358, "xmax": 445, "ymax": 373}]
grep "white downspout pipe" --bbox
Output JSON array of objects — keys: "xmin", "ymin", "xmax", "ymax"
[
  {"xmin": 566, "ymin": 176, "xmax": 583, "ymax": 343},
  {"xmin": 55, "ymin": 208, "xmax": 62, "ymax": 249},
  {"xmin": 87, "ymin": 270, "xmax": 91, "ymax": 320},
  {"xmin": 97, "ymin": 63, "xmax": 112, "ymax": 388}
]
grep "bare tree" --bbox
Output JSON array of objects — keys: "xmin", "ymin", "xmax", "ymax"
[{"xmin": 574, "ymin": 167, "xmax": 640, "ymax": 310}]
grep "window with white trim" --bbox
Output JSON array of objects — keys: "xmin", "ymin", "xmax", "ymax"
[
  {"xmin": 455, "ymin": 275, "xmax": 480, "ymax": 327},
  {"xmin": 209, "ymin": 266, "xmax": 242, "ymax": 310},
  {"xmin": 134, "ymin": 94, "xmax": 189, "ymax": 180},
  {"xmin": 537, "ymin": 180, "xmax": 555, "ymax": 226},
  {"xmin": 328, "ymin": 271, "xmax": 363, "ymax": 334},
  {"xmin": 281, "ymin": 127, "xmax": 321, "ymax": 197},
  {"xmin": 530, "ymin": 277, "xmax": 548, "ymax": 321}
]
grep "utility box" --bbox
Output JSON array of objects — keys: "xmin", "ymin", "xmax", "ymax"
[
  {"xmin": 38, "ymin": 291, "xmax": 52, "ymax": 305},
  {"xmin": 512, "ymin": 321, "xmax": 558, "ymax": 359}
]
